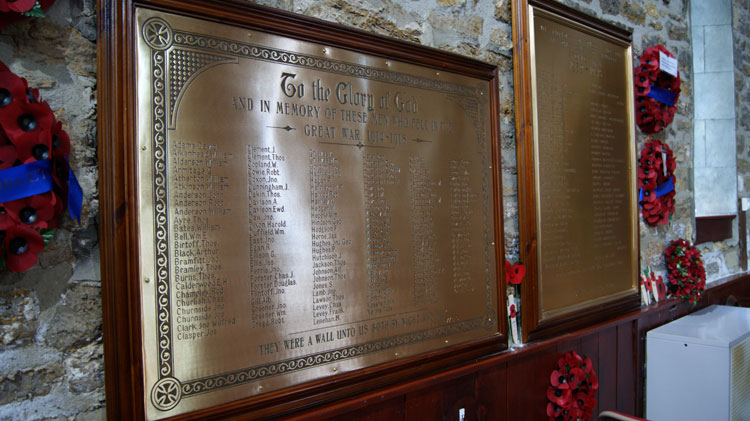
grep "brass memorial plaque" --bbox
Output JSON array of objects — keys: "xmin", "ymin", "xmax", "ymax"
[
  {"xmin": 136, "ymin": 9, "xmax": 498, "ymax": 418},
  {"xmin": 529, "ymin": 8, "xmax": 637, "ymax": 320}
]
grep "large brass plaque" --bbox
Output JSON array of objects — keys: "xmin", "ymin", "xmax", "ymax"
[
  {"xmin": 529, "ymin": 7, "xmax": 637, "ymax": 320},
  {"xmin": 136, "ymin": 8, "xmax": 498, "ymax": 419}
]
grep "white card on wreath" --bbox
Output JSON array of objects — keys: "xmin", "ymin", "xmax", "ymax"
[{"xmin": 659, "ymin": 51, "xmax": 678, "ymax": 77}]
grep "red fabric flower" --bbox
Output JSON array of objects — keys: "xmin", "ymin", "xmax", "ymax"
[
  {"xmin": 0, "ymin": 0, "xmax": 57, "ymax": 30},
  {"xmin": 0, "ymin": 0, "xmax": 37, "ymax": 13},
  {"xmin": 4, "ymin": 192, "xmax": 57, "ymax": 228},
  {"xmin": 581, "ymin": 356, "xmax": 593, "ymax": 374},
  {"xmin": 509, "ymin": 304, "xmax": 517, "ymax": 318},
  {"xmin": 50, "ymin": 121, "xmax": 70, "ymax": 159},
  {"xmin": 3, "ymin": 222, "xmax": 43, "ymax": 272},
  {"xmin": 507, "ymin": 262, "xmax": 526, "ymax": 285},
  {"xmin": 0, "ymin": 100, "xmax": 55, "ymax": 150},
  {"xmin": 567, "ymin": 367, "xmax": 584, "ymax": 390},
  {"xmin": 558, "ymin": 352, "xmax": 582, "ymax": 371},
  {"xmin": 0, "ymin": 70, "xmax": 28, "ymax": 107},
  {"xmin": 550, "ymin": 369, "xmax": 570, "ymax": 390},
  {"xmin": 547, "ymin": 386, "xmax": 572, "ymax": 407}
]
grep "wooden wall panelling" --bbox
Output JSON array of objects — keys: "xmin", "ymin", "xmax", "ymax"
[
  {"xmin": 597, "ymin": 326, "xmax": 618, "ymax": 414},
  {"xmin": 329, "ymin": 397, "xmax": 405, "ymax": 421},
  {"xmin": 616, "ymin": 322, "xmax": 636, "ymax": 415},
  {"xmin": 507, "ymin": 350, "xmax": 558, "ymax": 421},
  {"xmin": 581, "ymin": 334, "xmax": 600, "ymax": 418},
  {"xmin": 476, "ymin": 363, "xmax": 508, "ymax": 420},
  {"xmin": 441, "ymin": 375, "xmax": 479, "ymax": 421},
  {"xmin": 404, "ymin": 386, "xmax": 443, "ymax": 420}
]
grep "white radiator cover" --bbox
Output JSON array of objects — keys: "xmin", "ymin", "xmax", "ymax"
[{"xmin": 646, "ymin": 305, "xmax": 750, "ymax": 421}]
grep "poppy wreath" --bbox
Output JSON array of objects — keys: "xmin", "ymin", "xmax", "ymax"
[
  {"xmin": 634, "ymin": 45, "xmax": 681, "ymax": 134},
  {"xmin": 546, "ymin": 351, "xmax": 599, "ymax": 421},
  {"xmin": 0, "ymin": 61, "xmax": 82, "ymax": 272},
  {"xmin": 664, "ymin": 238, "xmax": 706, "ymax": 304},
  {"xmin": 638, "ymin": 138, "xmax": 676, "ymax": 226},
  {"xmin": 0, "ymin": 0, "xmax": 56, "ymax": 30}
]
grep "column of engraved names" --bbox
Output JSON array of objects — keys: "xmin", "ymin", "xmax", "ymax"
[
  {"xmin": 449, "ymin": 159, "xmax": 475, "ymax": 293},
  {"xmin": 536, "ymin": 69, "xmax": 581, "ymax": 271},
  {"xmin": 409, "ymin": 155, "xmax": 442, "ymax": 306},
  {"xmin": 363, "ymin": 153, "xmax": 400, "ymax": 315},
  {"xmin": 310, "ymin": 150, "xmax": 347, "ymax": 325},
  {"xmin": 171, "ymin": 140, "xmax": 234, "ymax": 342},
  {"xmin": 247, "ymin": 145, "xmax": 295, "ymax": 329},
  {"xmin": 589, "ymin": 92, "xmax": 628, "ymax": 270}
]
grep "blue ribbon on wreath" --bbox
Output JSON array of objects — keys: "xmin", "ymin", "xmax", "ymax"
[
  {"xmin": 0, "ymin": 159, "xmax": 82, "ymax": 223},
  {"xmin": 647, "ymin": 85, "xmax": 676, "ymax": 107},
  {"xmin": 638, "ymin": 177, "xmax": 675, "ymax": 206}
]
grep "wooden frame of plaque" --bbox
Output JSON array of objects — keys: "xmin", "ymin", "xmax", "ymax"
[
  {"xmin": 98, "ymin": 0, "xmax": 505, "ymax": 419},
  {"xmin": 511, "ymin": 0, "xmax": 640, "ymax": 342}
]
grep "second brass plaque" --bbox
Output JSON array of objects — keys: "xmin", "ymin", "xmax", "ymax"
[{"xmin": 530, "ymin": 8, "xmax": 638, "ymax": 320}]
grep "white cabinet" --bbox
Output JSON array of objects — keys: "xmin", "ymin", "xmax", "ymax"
[{"xmin": 646, "ymin": 305, "xmax": 750, "ymax": 421}]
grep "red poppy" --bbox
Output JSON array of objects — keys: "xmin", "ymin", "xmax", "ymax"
[
  {"xmin": 0, "ymin": 0, "xmax": 57, "ymax": 30},
  {"xmin": 3, "ymin": 222, "xmax": 44, "ymax": 272},
  {"xmin": 574, "ymin": 391, "xmax": 596, "ymax": 420},
  {"xmin": 50, "ymin": 121, "xmax": 70, "ymax": 158},
  {"xmin": 4, "ymin": 192, "xmax": 57, "ymax": 228},
  {"xmin": 558, "ymin": 351, "xmax": 582, "ymax": 371},
  {"xmin": 16, "ymin": 128, "xmax": 53, "ymax": 163},
  {"xmin": 0, "ymin": 70, "xmax": 27, "ymax": 107},
  {"xmin": 0, "ymin": 100, "xmax": 54, "ymax": 147},
  {"xmin": 508, "ymin": 262, "xmax": 526, "ymax": 285},
  {"xmin": 509, "ymin": 304, "xmax": 517, "ymax": 318},
  {"xmin": 634, "ymin": 71, "xmax": 652, "ymax": 88},
  {"xmin": 640, "ymin": 55, "xmax": 659, "ymax": 72},
  {"xmin": 550, "ymin": 369, "xmax": 570, "ymax": 389},
  {"xmin": 656, "ymin": 277, "xmax": 667, "ymax": 299},
  {"xmin": 547, "ymin": 386, "xmax": 572, "ymax": 407},
  {"xmin": 547, "ymin": 402, "xmax": 567, "ymax": 420},
  {"xmin": 0, "ymin": 0, "xmax": 36, "ymax": 13},
  {"xmin": 567, "ymin": 367, "xmax": 584, "ymax": 390},
  {"xmin": 581, "ymin": 356, "xmax": 593, "ymax": 374}
]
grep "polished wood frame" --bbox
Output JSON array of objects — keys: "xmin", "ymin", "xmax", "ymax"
[
  {"xmin": 97, "ymin": 0, "xmax": 506, "ymax": 419},
  {"xmin": 511, "ymin": 0, "xmax": 640, "ymax": 342}
]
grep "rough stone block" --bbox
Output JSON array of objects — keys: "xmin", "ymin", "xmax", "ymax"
[
  {"xmin": 42, "ymin": 284, "xmax": 101, "ymax": 351},
  {"xmin": 64, "ymin": 342, "xmax": 103, "ymax": 394},
  {"xmin": 0, "ymin": 289, "xmax": 40, "ymax": 348},
  {"xmin": 0, "ymin": 362, "xmax": 63, "ymax": 405}
]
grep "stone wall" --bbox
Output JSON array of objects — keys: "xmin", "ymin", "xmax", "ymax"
[
  {"xmin": 0, "ymin": 1, "xmax": 103, "ymax": 420},
  {"xmin": 0, "ymin": 0, "xmax": 746, "ymax": 419}
]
